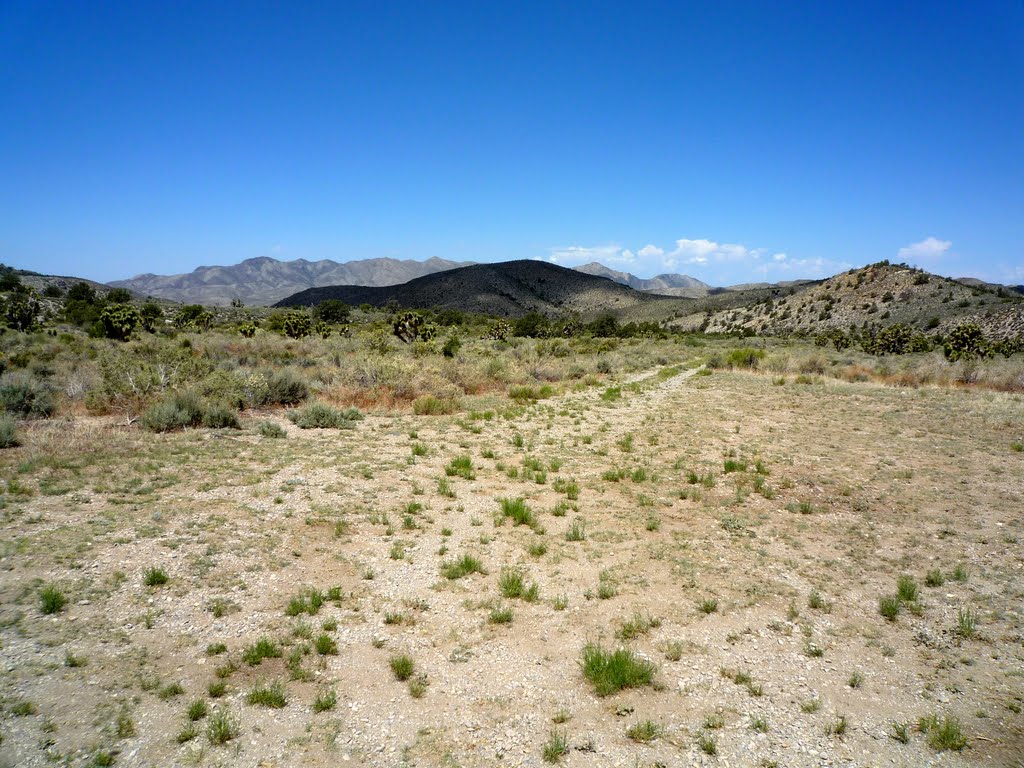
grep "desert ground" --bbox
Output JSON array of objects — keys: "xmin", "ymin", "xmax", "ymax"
[{"xmin": 1, "ymin": 362, "xmax": 1022, "ymax": 767}]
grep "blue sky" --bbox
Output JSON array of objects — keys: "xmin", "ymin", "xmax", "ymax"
[{"xmin": 1, "ymin": 1, "xmax": 1022, "ymax": 286}]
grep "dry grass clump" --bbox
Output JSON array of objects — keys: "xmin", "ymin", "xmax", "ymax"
[{"xmin": 731, "ymin": 345, "xmax": 1024, "ymax": 393}]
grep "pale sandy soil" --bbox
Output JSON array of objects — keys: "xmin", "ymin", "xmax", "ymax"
[{"xmin": 1, "ymin": 366, "xmax": 1022, "ymax": 767}]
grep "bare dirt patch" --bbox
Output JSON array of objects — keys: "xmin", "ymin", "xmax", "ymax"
[{"xmin": 1, "ymin": 367, "xmax": 1022, "ymax": 767}]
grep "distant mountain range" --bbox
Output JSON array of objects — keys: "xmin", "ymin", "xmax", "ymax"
[
  {"xmin": 9, "ymin": 256, "xmax": 1022, "ymax": 337},
  {"xmin": 109, "ymin": 256, "xmax": 475, "ymax": 306},
  {"xmin": 273, "ymin": 260, "xmax": 1023, "ymax": 337},
  {"xmin": 103, "ymin": 256, "xmax": 1024, "ymax": 335},
  {"xmin": 572, "ymin": 262, "xmax": 711, "ymax": 297},
  {"xmin": 275, "ymin": 260, "xmax": 670, "ymax": 317},
  {"xmin": 108, "ymin": 255, "xmax": 717, "ymax": 305}
]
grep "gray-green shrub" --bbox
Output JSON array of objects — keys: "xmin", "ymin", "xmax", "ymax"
[
  {"xmin": 287, "ymin": 402, "xmax": 363, "ymax": 429},
  {"xmin": 0, "ymin": 376, "xmax": 54, "ymax": 418},
  {"xmin": 263, "ymin": 368, "xmax": 309, "ymax": 405},
  {"xmin": 0, "ymin": 415, "xmax": 18, "ymax": 448},
  {"xmin": 141, "ymin": 391, "xmax": 240, "ymax": 432}
]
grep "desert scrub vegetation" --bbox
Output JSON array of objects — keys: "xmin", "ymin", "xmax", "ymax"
[
  {"xmin": 879, "ymin": 594, "xmax": 901, "ymax": 622},
  {"xmin": 616, "ymin": 612, "xmax": 661, "ymax": 640},
  {"xmin": 0, "ymin": 414, "xmax": 19, "ymax": 448},
  {"xmin": 257, "ymin": 420, "xmax": 287, "ymax": 438},
  {"xmin": 412, "ymin": 393, "xmax": 459, "ymax": 414},
  {"xmin": 0, "ymin": 304, "xmax": 1019, "ymax": 450},
  {"xmin": 287, "ymin": 401, "xmax": 363, "ymax": 429},
  {"xmin": 488, "ymin": 604, "xmax": 514, "ymax": 624},
  {"xmin": 2, "ymin": 275, "xmax": 1023, "ymax": 764},
  {"xmin": 285, "ymin": 588, "xmax": 327, "ymax": 615},
  {"xmin": 0, "ymin": 374, "xmax": 56, "ymax": 418},
  {"xmin": 955, "ymin": 606, "xmax": 979, "ymax": 638},
  {"xmin": 565, "ymin": 518, "xmax": 586, "ymax": 542},
  {"xmin": 697, "ymin": 597, "xmax": 719, "ymax": 615},
  {"xmin": 141, "ymin": 389, "xmax": 239, "ymax": 431},
  {"xmin": 312, "ymin": 689, "xmax": 337, "ymax": 713}
]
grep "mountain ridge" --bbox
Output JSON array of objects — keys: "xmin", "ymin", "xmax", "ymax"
[
  {"xmin": 572, "ymin": 262, "xmax": 711, "ymax": 296},
  {"xmin": 109, "ymin": 256, "xmax": 475, "ymax": 306},
  {"xmin": 274, "ymin": 260, "xmax": 673, "ymax": 318},
  {"xmin": 108, "ymin": 255, "xmax": 724, "ymax": 305}
]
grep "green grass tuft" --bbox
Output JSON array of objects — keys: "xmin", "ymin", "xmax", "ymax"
[
  {"xmin": 389, "ymin": 654, "xmax": 415, "ymax": 681},
  {"xmin": 919, "ymin": 714, "xmax": 968, "ymax": 751},
  {"xmin": 896, "ymin": 575, "xmax": 919, "ymax": 603},
  {"xmin": 580, "ymin": 643, "xmax": 656, "ymax": 696},
  {"xmin": 143, "ymin": 567, "xmax": 169, "ymax": 586},
  {"xmin": 39, "ymin": 584, "xmax": 67, "ymax": 615},
  {"xmin": 542, "ymin": 729, "xmax": 569, "ymax": 763},
  {"xmin": 626, "ymin": 719, "xmax": 661, "ymax": 743},
  {"xmin": 206, "ymin": 706, "xmax": 239, "ymax": 745},
  {"xmin": 247, "ymin": 680, "xmax": 287, "ymax": 708},
  {"xmin": 499, "ymin": 497, "xmax": 537, "ymax": 528},
  {"xmin": 444, "ymin": 455, "xmax": 475, "ymax": 479},
  {"xmin": 879, "ymin": 595, "xmax": 901, "ymax": 622},
  {"xmin": 441, "ymin": 554, "xmax": 486, "ymax": 580},
  {"xmin": 314, "ymin": 633, "xmax": 338, "ymax": 655},
  {"xmin": 242, "ymin": 636, "xmax": 281, "ymax": 666},
  {"xmin": 312, "ymin": 689, "xmax": 337, "ymax": 713},
  {"xmin": 488, "ymin": 605, "xmax": 514, "ymax": 624},
  {"xmin": 186, "ymin": 699, "xmax": 208, "ymax": 721}
]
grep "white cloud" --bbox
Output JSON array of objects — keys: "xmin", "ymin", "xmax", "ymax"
[
  {"xmin": 667, "ymin": 238, "xmax": 763, "ymax": 265},
  {"xmin": 996, "ymin": 264, "xmax": 1024, "ymax": 283},
  {"xmin": 548, "ymin": 244, "xmax": 641, "ymax": 266},
  {"xmin": 898, "ymin": 236, "xmax": 951, "ymax": 260},
  {"xmin": 671, "ymin": 238, "xmax": 721, "ymax": 261},
  {"xmin": 548, "ymin": 244, "xmax": 627, "ymax": 266},
  {"xmin": 547, "ymin": 236, "xmax": 853, "ymax": 285}
]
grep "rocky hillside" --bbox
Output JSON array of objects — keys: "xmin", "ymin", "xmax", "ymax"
[
  {"xmin": 572, "ymin": 262, "xmax": 711, "ymax": 297},
  {"xmin": 275, "ymin": 260, "xmax": 672, "ymax": 318},
  {"xmin": 670, "ymin": 262, "xmax": 1024, "ymax": 338},
  {"xmin": 109, "ymin": 256, "xmax": 474, "ymax": 306},
  {"xmin": 5, "ymin": 267, "xmax": 119, "ymax": 298}
]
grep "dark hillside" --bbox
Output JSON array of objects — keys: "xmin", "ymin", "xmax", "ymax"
[{"xmin": 275, "ymin": 260, "xmax": 673, "ymax": 318}]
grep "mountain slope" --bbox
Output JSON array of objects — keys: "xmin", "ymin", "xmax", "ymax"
[
  {"xmin": 275, "ymin": 260, "xmax": 672, "ymax": 318},
  {"xmin": 664, "ymin": 262, "xmax": 1024, "ymax": 338},
  {"xmin": 5, "ymin": 267, "xmax": 121, "ymax": 298},
  {"xmin": 572, "ymin": 262, "xmax": 711, "ymax": 297},
  {"xmin": 109, "ymin": 256, "xmax": 474, "ymax": 306}
]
